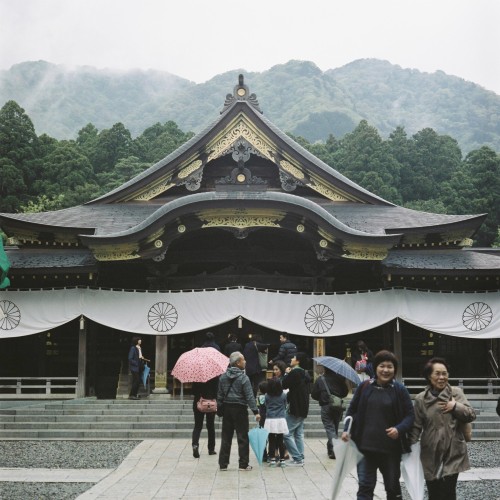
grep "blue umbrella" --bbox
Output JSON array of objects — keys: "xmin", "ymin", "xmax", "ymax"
[
  {"xmin": 248, "ymin": 427, "xmax": 269, "ymax": 466},
  {"xmin": 313, "ymin": 356, "xmax": 361, "ymax": 385},
  {"xmin": 141, "ymin": 363, "xmax": 150, "ymax": 387}
]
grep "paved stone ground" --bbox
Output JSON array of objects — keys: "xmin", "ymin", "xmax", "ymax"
[{"xmin": 1, "ymin": 439, "xmax": 499, "ymax": 499}]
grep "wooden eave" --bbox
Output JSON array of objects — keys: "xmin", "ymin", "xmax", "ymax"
[{"xmin": 78, "ymin": 191, "xmax": 402, "ymax": 261}]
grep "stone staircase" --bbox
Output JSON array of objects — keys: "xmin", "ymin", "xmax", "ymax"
[{"xmin": 0, "ymin": 397, "xmax": 497, "ymax": 440}]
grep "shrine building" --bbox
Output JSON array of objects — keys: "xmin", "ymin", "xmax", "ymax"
[{"xmin": 0, "ymin": 75, "xmax": 499, "ymax": 398}]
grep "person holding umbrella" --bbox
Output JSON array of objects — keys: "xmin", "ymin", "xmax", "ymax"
[
  {"xmin": 191, "ymin": 376, "xmax": 219, "ymax": 458},
  {"xmin": 341, "ymin": 350, "xmax": 414, "ymax": 500},
  {"xmin": 217, "ymin": 351, "xmax": 260, "ymax": 471},
  {"xmin": 128, "ymin": 336, "xmax": 148, "ymax": 400},
  {"xmin": 311, "ymin": 364, "xmax": 349, "ymax": 459}
]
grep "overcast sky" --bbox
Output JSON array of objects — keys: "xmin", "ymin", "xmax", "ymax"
[{"xmin": 1, "ymin": 0, "xmax": 499, "ymax": 95}]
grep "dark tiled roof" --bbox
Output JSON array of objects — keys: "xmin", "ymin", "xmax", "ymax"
[
  {"xmin": 5, "ymin": 249, "xmax": 97, "ymax": 270},
  {"xmin": 0, "ymin": 194, "xmax": 483, "ymax": 241},
  {"xmin": 318, "ymin": 201, "xmax": 484, "ymax": 235},
  {"xmin": 383, "ymin": 249, "xmax": 500, "ymax": 272}
]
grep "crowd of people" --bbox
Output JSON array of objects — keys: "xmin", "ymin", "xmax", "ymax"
[{"xmin": 129, "ymin": 333, "xmax": 483, "ymax": 499}]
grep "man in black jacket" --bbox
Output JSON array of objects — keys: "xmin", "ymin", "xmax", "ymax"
[
  {"xmin": 269, "ymin": 332, "xmax": 297, "ymax": 367},
  {"xmin": 282, "ymin": 352, "xmax": 310, "ymax": 466}
]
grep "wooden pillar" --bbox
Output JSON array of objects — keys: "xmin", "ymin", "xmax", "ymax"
[
  {"xmin": 313, "ymin": 337, "xmax": 325, "ymax": 358},
  {"xmin": 76, "ymin": 315, "xmax": 87, "ymax": 398},
  {"xmin": 152, "ymin": 335, "xmax": 170, "ymax": 395},
  {"xmin": 393, "ymin": 318, "xmax": 403, "ymax": 382}
]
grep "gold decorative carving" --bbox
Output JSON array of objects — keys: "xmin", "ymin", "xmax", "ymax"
[
  {"xmin": 280, "ymin": 160, "xmax": 305, "ymax": 180},
  {"xmin": 207, "ymin": 118, "xmax": 275, "ymax": 162},
  {"xmin": 306, "ymin": 182, "xmax": 350, "ymax": 202},
  {"xmin": 459, "ymin": 238, "xmax": 473, "ymax": 247},
  {"xmin": 319, "ymin": 239, "xmax": 328, "ymax": 248},
  {"xmin": 342, "ymin": 245, "xmax": 388, "ymax": 261},
  {"xmin": 154, "ymin": 372, "xmax": 167, "ymax": 388},
  {"xmin": 134, "ymin": 181, "xmax": 175, "ymax": 201},
  {"xmin": 201, "ymin": 216, "xmax": 281, "ymax": 229},
  {"xmin": 93, "ymin": 251, "xmax": 140, "ymax": 261},
  {"xmin": 296, "ymin": 224, "xmax": 305, "ymax": 233},
  {"xmin": 178, "ymin": 160, "xmax": 202, "ymax": 179}
]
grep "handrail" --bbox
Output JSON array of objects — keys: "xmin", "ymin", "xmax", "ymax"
[
  {"xmin": 488, "ymin": 350, "xmax": 499, "ymax": 378},
  {"xmin": 0, "ymin": 377, "xmax": 78, "ymax": 398},
  {"xmin": 402, "ymin": 377, "xmax": 500, "ymax": 395}
]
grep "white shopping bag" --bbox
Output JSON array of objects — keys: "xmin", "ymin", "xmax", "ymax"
[{"xmin": 401, "ymin": 442, "xmax": 425, "ymax": 500}]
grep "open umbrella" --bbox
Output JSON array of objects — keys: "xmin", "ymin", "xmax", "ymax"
[
  {"xmin": 248, "ymin": 426, "xmax": 269, "ymax": 466},
  {"xmin": 331, "ymin": 416, "xmax": 364, "ymax": 500},
  {"xmin": 171, "ymin": 347, "xmax": 229, "ymax": 383},
  {"xmin": 313, "ymin": 356, "xmax": 361, "ymax": 385},
  {"xmin": 141, "ymin": 362, "xmax": 151, "ymax": 388}
]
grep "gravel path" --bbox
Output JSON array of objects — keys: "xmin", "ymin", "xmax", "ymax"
[{"xmin": 0, "ymin": 440, "xmax": 498, "ymax": 500}]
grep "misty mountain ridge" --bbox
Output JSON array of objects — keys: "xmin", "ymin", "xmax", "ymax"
[{"xmin": 1, "ymin": 59, "xmax": 499, "ymax": 153}]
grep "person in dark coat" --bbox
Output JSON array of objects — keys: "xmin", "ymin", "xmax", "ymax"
[
  {"xmin": 496, "ymin": 396, "xmax": 500, "ymax": 417},
  {"xmin": 217, "ymin": 351, "xmax": 260, "ymax": 471},
  {"xmin": 201, "ymin": 331, "xmax": 221, "ymax": 352},
  {"xmin": 342, "ymin": 350, "xmax": 414, "ymax": 500},
  {"xmin": 128, "ymin": 336, "xmax": 147, "ymax": 400},
  {"xmin": 224, "ymin": 334, "xmax": 242, "ymax": 357},
  {"xmin": 242, "ymin": 334, "xmax": 269, "ymax": 396},
  {"xmin": 282, "ymin": 352, "xmax": 310, "ymax": 466},
  {"xmin": 311, "ymin": 366, "xmax": 349, "ymax": 459},
  {"xmin": 191, "ymin": 376, "xmax": 219, "ymax": 458},
  {"xmin": 268, "ymin": 332, "xmax": 297, "ymax": 367}
]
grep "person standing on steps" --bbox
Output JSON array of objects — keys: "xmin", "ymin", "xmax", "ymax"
[
  {"xmin": 242, "ymin": 334, "xmax": 269, "ymax": 396},
  {"xmin": 191, "ymin": 376, "xmax": 219, "ymax": 458},
  {"xmin": 128, "ymin": 336, "xmax": 148, "ymax": 400},
  {"xmin": 269, "ymin": 332, "xmax": 297, "ymax": 367},
  {"xmin": 201, "ymin": 331, "xmax": 221, "ymax": 352}
]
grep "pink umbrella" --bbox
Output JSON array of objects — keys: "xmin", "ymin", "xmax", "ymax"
[{"xmin": 171, "ymin": 347, "xmax": 229, "ymax": 383}]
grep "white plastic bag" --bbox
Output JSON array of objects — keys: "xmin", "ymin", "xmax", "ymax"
[{"xmin": 401, "ymin": 442, "xmax": 425, "ymax": 500}]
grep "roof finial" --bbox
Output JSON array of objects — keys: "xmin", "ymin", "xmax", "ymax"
[{"xmin": 220, "ymin": 74, "xmax": 263, "ymax": 114}]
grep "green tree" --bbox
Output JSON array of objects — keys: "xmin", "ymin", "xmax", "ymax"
[
  {"xmin": 92, "ymin": 123, "xmax": 132, "ymax": 174},
  {"xmin": 132, "ymin": 121, "xmax": 194, "ymax": 163},
  {"xmin": 446, "ymin": 146, "xmax": 500, "ymax": 246},
  {"xmin": 0, "ymin": 101, "xmax": 39, "ymax": 209}
]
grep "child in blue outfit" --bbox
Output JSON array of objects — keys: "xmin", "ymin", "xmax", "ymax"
[{"xmin": 264, "ymin": 378, "xmax": 289, "ymax": 467}]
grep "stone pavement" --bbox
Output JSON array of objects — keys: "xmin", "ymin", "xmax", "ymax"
[{"xmin": 1, "ymin": 439, "xmax": 500, "ymax": 499}]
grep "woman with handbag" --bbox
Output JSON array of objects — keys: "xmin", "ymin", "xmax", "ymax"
[
  {"xmin": 409, "ymin": 357, "xmax": 476, "ymax": 500},
  {"xmin": 311, "ymin": 365, "xmax": 348, "ymax": 459},
  {"xmin": 341, "ymin": 350, "xmax": 414, "ymax": 500},
  {"xmin": 192, "ymin": 376, "xmax": 219, "ymax": 458}
]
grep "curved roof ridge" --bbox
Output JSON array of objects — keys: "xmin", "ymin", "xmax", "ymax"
[{"xmin": 80, "ymin": 191, "xmax": 401, "ymax": 245}]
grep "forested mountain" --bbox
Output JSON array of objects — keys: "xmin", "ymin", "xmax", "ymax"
[{"xmin": 1, "ymin": 59, "xmax": 499, "ymax": 153}]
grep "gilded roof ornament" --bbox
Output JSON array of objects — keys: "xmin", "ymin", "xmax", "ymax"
[{"xmin": 221, "ymin": 74, "xmax": 263, "ymax": 114}]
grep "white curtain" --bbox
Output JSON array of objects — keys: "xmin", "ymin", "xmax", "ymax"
[{"xmin": 0, "ymin": 287, "xmax": 499, "ymax": 339}]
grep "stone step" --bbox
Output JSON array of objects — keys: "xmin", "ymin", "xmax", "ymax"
[
  {"xmin": 0, "ymin": 398, "xmax": 497, "ymax": 440},
  {"xmin": 0, "ymin": 428, "xmax": 331, "ymax": 440}
]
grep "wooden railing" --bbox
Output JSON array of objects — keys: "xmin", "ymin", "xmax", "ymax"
[
  {"xmin": 0, "ymin": 377, "xmax": 78, "ymax": 399},
  {"xmin": 402, "ymin": 377, "xmax": 500, "ymax": 395}
]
